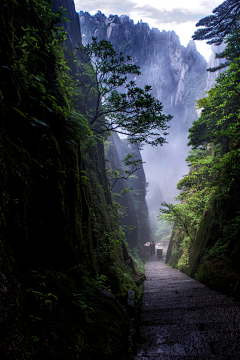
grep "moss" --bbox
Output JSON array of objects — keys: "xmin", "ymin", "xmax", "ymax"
[
  {"xmin": 165, "ymin": 228, "xmax": 185, "ymax": 268},
  {"xmin": 179, "ymin": 188, "xmax": 240, "ymax": 301},
  {"xmin": 195, "ymin": 259, "xmax": 240, "ymax": 300},
  {"xmin": 16, "ymin": 268, "xmax": 130, "ymax": 360},
  {"xmin": 185, "ymin": 206, "xmax": 218, "ymax": 277}
]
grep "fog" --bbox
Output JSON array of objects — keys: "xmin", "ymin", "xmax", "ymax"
[
  {"xmin": 143, "ymin": 134, "xmax": 189, "ymax": 202},
  {"xmin": 79, "ymin": 11, "xmax": 209, "ymax": 241},
  {"xmin": 141, "ymin": 114, "xmax": 190, "ymax": 234},
  {"xmin": 136, "ymin": 54, "xmax": 207, "ymax": 236}
]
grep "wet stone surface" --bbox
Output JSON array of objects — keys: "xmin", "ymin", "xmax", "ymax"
[{"xmin": 134, "ymin": 255, "xmax": 240, "ymax": 359}]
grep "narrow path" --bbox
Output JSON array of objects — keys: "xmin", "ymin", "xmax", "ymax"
[{"xmin": 134, "ymin": 255, "xmax": 240, "ymax": 359}]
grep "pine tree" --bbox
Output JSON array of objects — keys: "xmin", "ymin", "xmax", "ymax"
[{"xmin": 192, "ymin": 0, "xmax": 240, "ymax": 45}]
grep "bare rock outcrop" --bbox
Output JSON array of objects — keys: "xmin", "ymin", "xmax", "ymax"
[
  {"xmin": 107, "ymin": 23, "xmax": 120, "ymax": 40},
  {"xmin": 205, "ymin": 43, "xmax": 227, "ymax": 91}
]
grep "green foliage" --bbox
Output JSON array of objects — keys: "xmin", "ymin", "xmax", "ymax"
[
  {"xmin": 159, "ymin": 148, "xmax": 221, "ymax": 269},
  {"xmin": 154, "ymin": 222, "xmax": 173, "ymax": 247},
  {"xmin": 203, "ymin": 210, "xmax": 240, "ymax": 261},
  {"xmin": 0, "ymin": 1, "xmax": 133, "ymax": 359},
  {"xmin": 85, "ymin": 183, "xmax": 138, "ymax": 295},
  {"xmin": 188, "ymin": 55, "xmax": 240, "ymax": 202},
  {"xmin": 107, "ymin": 151, "xmax": 144, "ymax": 190},
  {"xmin": 192, "ymin": 3, "xmax": 240, "ymax": 71},
  {"xmin": 27, "ymin": 288, "xmax": 58, "ymax": 310},
  {"xmin": 121, "ymin": 224, "xmax": 136, "ymax": 236},
  {"xmin": 218, "ymin": 27, "xmax": 240, "ymax": 64},
  {"xmin": 6, "ymin": 0, "xmax": 90, "ymax": 149},
  {"xmin": 189, "ymin": 62, "xmax": 240, "ymax": 151},
  {"xmin": 68, "ymin": 266, "xmax": 113, "ymax": 323},
  {"xmin": 130, "ymin": 248, "xmax": 145, "ymax": 274},
  {"xmin": 113, "ymin": 188, "xmax": 133, "ymax": 198},
  {"xmin": 159, "ymin": 197, "xmax": 202, "ymax": 246}
]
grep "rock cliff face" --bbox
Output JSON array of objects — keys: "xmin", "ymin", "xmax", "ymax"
[
  {"xmin": 79, "ymin": 11, "xmax": 207, "ymax": 232},
  {"xmin": 105, "ymin": 133, "xmax": 152, "ymax": 248},
  {"xmin": 205, "ymin": 43, "xmax": 227, "ymax": 91},
  {"xmin": 127, "ymin": 143, "xmax": 152, "ymax": 246},
  {"xmin": 105, "ymin": 133, "xmax": 139, "ymax": 249},
  {"xmin": 105, "ymin": 134, "xmax": 152, "ymax": 247}
]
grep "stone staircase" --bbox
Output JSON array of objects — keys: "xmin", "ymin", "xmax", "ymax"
[{"xmin": 134, "ymin": 255, "xmax": 240, "ymax": 359}]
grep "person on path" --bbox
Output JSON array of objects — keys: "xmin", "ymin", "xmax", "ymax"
[{"xmin": 150, "ymin": 241, "xmax": 155, "ymax": 255}]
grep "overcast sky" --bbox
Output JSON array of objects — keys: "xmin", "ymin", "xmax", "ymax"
[{"xmin": 74, "ymin": 0, "xmax": 223, "ymax": 61}]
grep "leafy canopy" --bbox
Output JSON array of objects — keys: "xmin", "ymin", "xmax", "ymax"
[
  {"xmin": 188, "ymin": 57, "xmax": 240, "ymax": 151},
  {"xmin": 78, "ymin": 38, "xmax": 172, "ymax": 147},
  {"xmin": 159, "ymin": 148, "xmax": 214, "ymax": 244},
  {"xmin": 106, "ymin": 152, "xmax": 144, "ymax": 191}
]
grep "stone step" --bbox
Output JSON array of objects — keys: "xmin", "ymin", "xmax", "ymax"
[{"xmin": 133, "ymin": 255, "xmax": 240, "ymax": 359}]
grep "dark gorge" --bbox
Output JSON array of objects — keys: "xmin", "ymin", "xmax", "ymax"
[{"xmin": 1, "ymin": 0, "xmax": 240, "ymax": 359}]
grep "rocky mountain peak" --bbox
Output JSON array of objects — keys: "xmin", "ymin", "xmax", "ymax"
[{"xmin": 80, "ymin": 11, "xmax": 206, "ymax": 110}]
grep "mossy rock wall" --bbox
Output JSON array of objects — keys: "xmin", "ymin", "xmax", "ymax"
[
  {"xmin": 166, "ymin": 187, "xmax": 240, "ymax": 301},
  {"xmin": 105, "ymin": 133, "xmax": 140, "ymax": 249},
  {"xmin": 165, "ymin": 227, "xmax": 189, "ymax": 271},
  {"xmin": 186, "ymin": 192, "xmax": 240, "ymax": 300},
  {"xmin": 0, "ymin": 0, "xmax": 137, "ymax": 358}
]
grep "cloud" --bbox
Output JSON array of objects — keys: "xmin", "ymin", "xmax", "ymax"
[
  {"xmin": 74, "ymin": 0, "xmax": 223, "ymax": 26},
  {"xmin": 74, "ymin": 0, "xmax": 136, "ymax": 16},
  {"xmin": 198, "ymin": 0, "xmax": 222, "ymax": 13},
  {"xmin": 74, "ymin": 0, "xmax": 217, "ymax": 27},
  {"xmin": 74, "ymin": 0, "xmax": 223, "ymax": 18},
  {"xmin": 129, "ymin": 5, "xmax": 206, "ymax": 25}
]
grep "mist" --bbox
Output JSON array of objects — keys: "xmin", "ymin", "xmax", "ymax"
[{"xmin": 79, "ymin": 11, "xmax": 209, "ymax": 243}]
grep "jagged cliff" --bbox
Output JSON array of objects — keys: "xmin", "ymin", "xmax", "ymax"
[
  {"xmin": 205, "ymin": 43, "xmax": 227, "ymax": 91},
  {"xmin": 105, "ymin": 133, "xmax": 140, "ymax": 249}
]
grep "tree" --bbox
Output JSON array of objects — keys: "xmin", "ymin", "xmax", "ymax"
[
  {"xmin": 158, "ymin": 149, "xmax": 213, "ymax": 244},
  {"xmin": 159, "ymin": 202, "xmax": 195, "ymax": 244},
  {"xmin": 207, "ymin": 27, "xmax": 240, "ymax": 72},
  {"xmin": 192, "ymin": 0, "xmax": 240, "ymax": 72},
  {"xmin": 192, "ymin": 0, "xmax": 240, "ymax": 45},
  {"xmin": 106, "ymin": 152, "xmax": 144, "ymax": 191},
  {"xmin": 158, "ymin": 147, "xmax": 216, "ymax": 272},
  {"xmin": 77, "ymin": 38, "xmax": 172, "ymax": 147}
]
